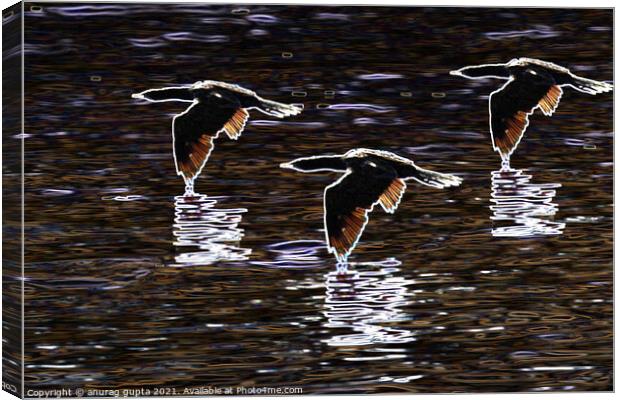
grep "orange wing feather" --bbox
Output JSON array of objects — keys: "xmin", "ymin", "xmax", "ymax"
[
  {"xmin": 538, "ymin": 85, "xmax": 563, "ymax": 116},
  {"xmin": 222, "ymin": 108, "xmax": 249, "ymax": 140},
  {"xmin": 378, "ymin": 178, "xmax": 407, "ymax": 213},
  {"xmin": 494, "ymin": 111, "xmax": 529, "ymax": 155},
  {"xmin": 328, "ymin": 207, "xmax": 368, "ymax": 260}
]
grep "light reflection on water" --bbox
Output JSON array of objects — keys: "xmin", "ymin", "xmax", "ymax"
[
  {"xmin": 322, "ymin": 259, "xmax": 416, "ymax": 347},
  {"xmin": 172, "ymin": 193, "xmax": 251, "ymax": 265},
  {"xmin": 490, "ymin": 167, "xmax": 565, "ymax": 237}
]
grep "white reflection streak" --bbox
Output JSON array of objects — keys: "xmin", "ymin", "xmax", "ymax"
[
  {"xmin": 490, "ymin": 167, "xmax": 565, "ymax": 237},
  {"xmin": 173, "ymin": 193, "xmax": 251, "ymax": 265},
  {"xmin": 322, "ymin": 261, "xmax": 415, "ymax": 346}
]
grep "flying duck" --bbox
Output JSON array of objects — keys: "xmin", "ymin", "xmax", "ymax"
[
  {"xmin": 132, "ymin": 80, "xmax": 302, "ymax": 186},
  {"xmin": 450, "ymin": 58, "xmax": 613, "ymax": 160},
  {"xmin": 280, "ymin": 149, "xmax": 462, "ymax": 263}
]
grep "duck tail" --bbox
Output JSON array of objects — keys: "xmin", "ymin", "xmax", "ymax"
[
  {"xmin": 408, "ymin": 165, "xmax": 462, "ymax": 189},
  {"xmin": 569, "ymin": 75, "xmax": 613, "ymax": 95},
  {"xmin": 256, "ymin": 97, "xmax": 303, "ymax": 118}
]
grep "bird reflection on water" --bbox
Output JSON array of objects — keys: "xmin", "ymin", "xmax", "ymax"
[
  {"xmin": 322, "ymin": 258, "xmax": 416, "ymax": 346},
  {"xmin": 172, "ymin": 192, "xmax": 251, "ymax": 265},
  {"xmin": 490, "ymin": 165, "xmax": 565, "ymax": 237}
]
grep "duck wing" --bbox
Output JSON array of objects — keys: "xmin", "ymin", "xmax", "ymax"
[
  {"xmin": 489, "ymin": 73, "xmax": 562, "ymax": 157},
  {"xmin": 172, "ymin": 96, "xmax": 249, "ymax": 181},
  {"xmin": 132, "ymin": 86, "xmax": 195, "ymax": 102},
  {"xmin": 323, "ymin": 162, "xmax": 405, "ymax": 262}
]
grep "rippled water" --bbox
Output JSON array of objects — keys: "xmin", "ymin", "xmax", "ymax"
[
  {"xmin": 490, "ymin": 167, "xmax": 565, "ymax": 237},
  {"xmin": 13, "ymin": 3, "xmax": 613, "ymax": 394}
]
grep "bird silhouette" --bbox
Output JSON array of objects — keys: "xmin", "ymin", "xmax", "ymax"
[
  {"xmin": 281, "ymin": 148, "xmax": 462, "ymax": 263},
  {"xmin": 132, "ymin": 80, "xmax": 302, "ymax": 188},
  {"xmin": 450, "ymin": 58, "xmax": 612, "ymax": 161}
]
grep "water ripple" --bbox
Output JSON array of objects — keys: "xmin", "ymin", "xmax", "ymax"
[
  {"xmin": 172, "ymin": 193, "xmax": 251, "ymax": 266},
  {"xmin": 352, "ymin": 117, "xmax": 408, "ymax": 126},
  {"xmin": 490, "ymin": 167, "xmax": 565, "ymax": 237},
  {"xmin": 357, "ymin": 73, "xmax": 405, "ymax": 80},
  {"xmin": 25, "ymin": 258, "xmax": 155, "ymax": 291},
  {"xmin": 162, "ymin": 32, "xmax": 229, "ymax": 43},
  {"xmin": 326, "ymin": 103, "xmax": 396, "ymax": 113},
  {"xmin": 251, "ymin": 240, "xmax": 325, "ymax": 269},
  {"xmin": 249, "ymin": 120, "xmax": 327, "ymax": 128},
  {"xmin": 322, "ymin": 262, "xmax": 415, "ymax": 347},
  {"xmin": 485, "ymin": 25, "xmax": 560, "ymax": 40},
  {"xmin": 246, "ymin": 14, "xmax": 280, "ymax": 24},
  {"xmin": 200, "ymin": 17, "xmax": 250, "ymax": 25}
]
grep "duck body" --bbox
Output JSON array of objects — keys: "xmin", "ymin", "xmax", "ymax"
[
  {"xmin": 281, "ymin": 149, "xmax": 462, "ymax": 263},
  {"xmin": 132, "ymin": 80, "xmax": 302, "ymax": 187},
  {"xmin": 451, "ymin": 58, "xmax": 613, "ymax": 160}
]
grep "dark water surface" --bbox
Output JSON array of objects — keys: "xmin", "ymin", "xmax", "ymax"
[{"xmin": 19, "ymin": 3, "xmax": 612, "ymax": 394}]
